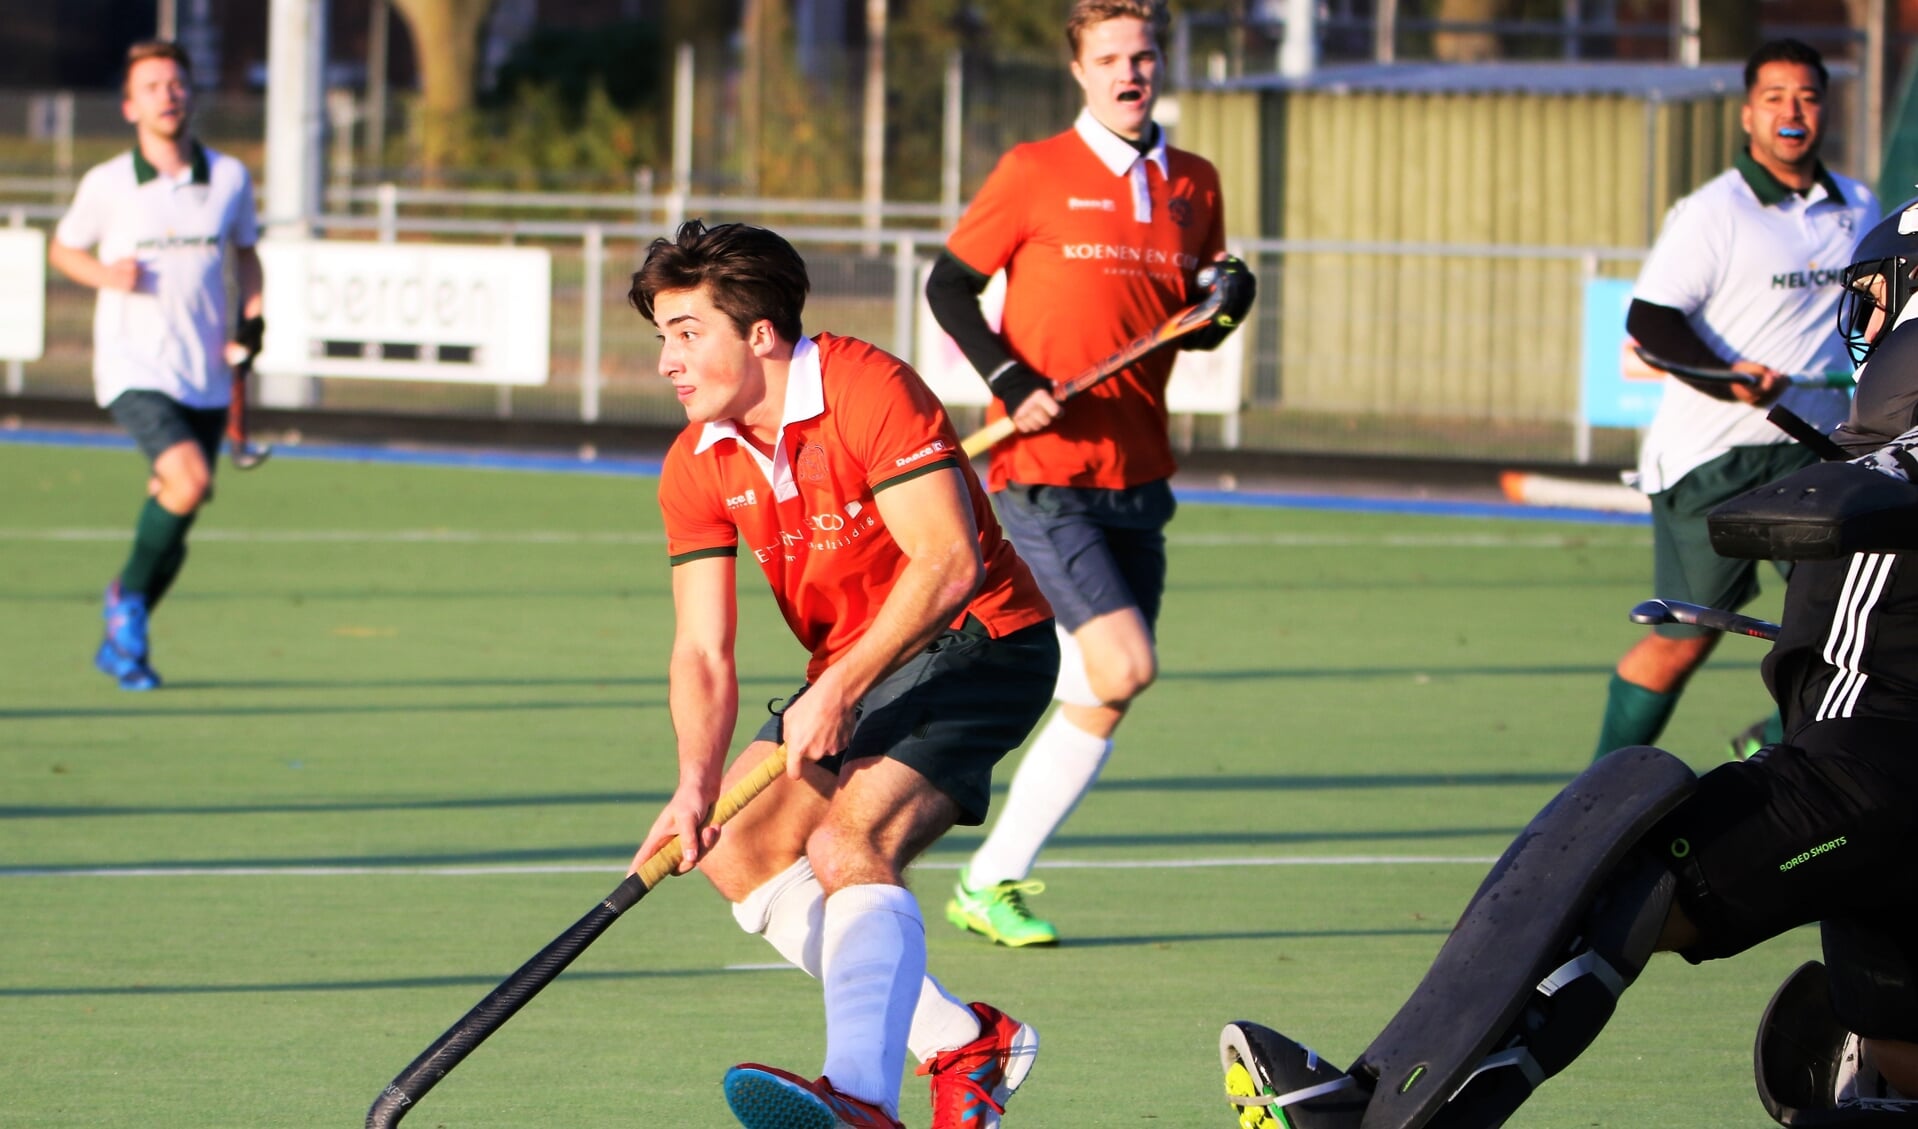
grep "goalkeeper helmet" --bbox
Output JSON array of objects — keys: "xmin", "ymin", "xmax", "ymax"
[{"xmin": 1839, "ymin": 198, "xmax": 1918, "ymax": 365}]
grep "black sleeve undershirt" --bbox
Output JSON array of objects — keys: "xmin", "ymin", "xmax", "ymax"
[
  {"xmin": 925, "ymin": 250, "xmax": 1019, "ymax": 381},
  {"xmin": 1627, "ymin": 298, "xmax": 1738, "ymax": 402}
]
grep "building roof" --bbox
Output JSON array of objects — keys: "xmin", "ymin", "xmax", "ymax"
[{"xmin": 1211, "ymin": 61, "xmax": 1794, "ymax": 101}]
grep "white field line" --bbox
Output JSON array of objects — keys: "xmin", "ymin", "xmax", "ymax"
[
  {"xmin": 0, "ymin": 527, "xmax": 1646, "ymax": 549},
  {"xmin": 0, "ymin": 855, "xmax": 1498, "ymax": 879}
]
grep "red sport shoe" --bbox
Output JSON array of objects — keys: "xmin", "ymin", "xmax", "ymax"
[
  {"xmin": 723, "ymin": 1063, "xmax": 904, "ymax": 1129},
  {"xmin": 918, "ymin": 1002, "xmax": 1039, "ymax": 1129}
]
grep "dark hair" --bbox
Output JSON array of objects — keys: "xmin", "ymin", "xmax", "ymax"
[
  {"xmin": 629, "ymin": 220, "xmax": 808, "ymax": 344},
  {"xmin": 124, "ymin": 40, "xmax": 193, "ymax": 93},
  {"xmin": 1065, "ymin": 0, "xmax": 1170, "ymax": 59},
  {"xmin": 1744, "ymin": 38, "xmax": 1827, "ymax": 93}
]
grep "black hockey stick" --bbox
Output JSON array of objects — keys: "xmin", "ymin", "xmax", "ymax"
[
  {"xmin": 1632, "ymin": 346, "xmax": 1854, "ymax": 391},
  {"xmin": 1764, "ymin": 404, "xmax": 1850, "ymax": 462},
  {"xmin": 960, "ymin": 257, "xmax": 1254, "ymax": 458},
  {"xmin": 225, "ymin": 349, "xmax": 272, "ymax": 470},
  {"xmin": 1629, "ymin": 598, "xmax": 1779, "ymax": 642},
  {"xmin": 365, "ymin": 745, "xmax": 789, "ymax": 1129}
]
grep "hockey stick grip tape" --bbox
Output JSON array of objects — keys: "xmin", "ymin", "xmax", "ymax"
[
  {"xmin": 634, "ymin": 743, "xmax": 789, "ymax": 889},
  {"xmin": 960, "ymin": 415, "xmax": 1018, "ymax": 459}
]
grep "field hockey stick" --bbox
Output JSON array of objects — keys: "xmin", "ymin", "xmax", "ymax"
[
  {"xmin": 1764, "ymin": 404, "xmax": 1850, "ymax": 461},
  {"xmin": 365, "ymin": 744, "xmax": 790, "ymax": 1129},
  {"xmin": 1629, "ymin": 598, "xmax": 1780, "ymax": 642},
  {"xmin": 225, "ymin": 349, "xmax": 272, "ymax": 470},
  {"xmin": 1632, "ymin": 346, "xmax": 1855, "ymax": 391},
  {"xmin": 959, "ymin": 259, "xmax": 1250, "ymax": 458}
]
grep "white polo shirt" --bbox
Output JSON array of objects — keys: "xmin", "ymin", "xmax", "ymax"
[
  {"xmin": 1632, "ymin": 151, "xmax": 1877, "ymax": 493},
  {"xmin": 54, "ymin": 142, "xmax": 259, "ymax": 410}
]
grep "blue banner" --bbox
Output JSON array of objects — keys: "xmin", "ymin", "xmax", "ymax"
[{"xmin": 1580, "ymin": 278, "xmax": 1664, "ymax": 429}]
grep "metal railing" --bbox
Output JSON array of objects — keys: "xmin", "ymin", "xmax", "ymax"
[{"xmin": 5, "ymin": 203, "xmax": 1651, "ymax": 466}]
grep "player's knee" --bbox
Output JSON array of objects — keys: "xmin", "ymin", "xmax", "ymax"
[
  {"xmin": 1644, "ymin": 629, "xmax": 1716, "ymax": 667},
  {"xmin": 802, "ymin": 822, "xmax": 891, "ymax": 894},
  {"xmin": 1084, "ymin": 646, "xmax": 1155, "ymax": 705},
  {"xmin": 693, "ymin": 840, "xmax": 761, "ymax": 904},
  {"xmin": 156, "ymin": 466, "xmax": 211, "ymax": 511},
  {"xmin": 1618, "ymin": 632, "xmax": 1715, "ymax": 692}
]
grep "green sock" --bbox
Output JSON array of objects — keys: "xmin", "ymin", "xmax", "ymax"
[
  {"xmin": 1593, "ymin": 674, "xmax": 1680, "ymax": 761},
  {"xmin": 146, "ymin": 525, "xmax": 194, "ymax": 610},
  {"xmin": 1761, "ymin": 711, "xmax": 1785, "ymax": 745},
  {"xmin": 118, "ymin": 498, "xmax": 193, "ymax": 600}
]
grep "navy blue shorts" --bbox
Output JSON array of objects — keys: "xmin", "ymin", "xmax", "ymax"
[
  {"xmin": 108, "ymin": 390, "xmax": 226, "ymax": 466},
  {"xmin": 990, "ymin": 478, "xmax": 1176, "ymax": 633},
  {"xmin": 753, "ymin": 616, "xmax": 1058, "ymax": 825}
]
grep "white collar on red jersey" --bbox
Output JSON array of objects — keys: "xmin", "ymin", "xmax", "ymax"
[
  {"xmin": 1073, "ymin": 108, "xmax": 1167, "ymax": 223},
  {"xmin": 1073, "ymin": 107, "xmax": 1168, "ymax": 181},
  {"xmin": 694, "ymin": 335, "xmax": 824, "ymax": 454}
]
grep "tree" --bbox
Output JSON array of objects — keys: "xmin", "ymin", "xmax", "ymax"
[{"xmin": 389, "ymin": 0, "xmax": 493, "ymax": 178}]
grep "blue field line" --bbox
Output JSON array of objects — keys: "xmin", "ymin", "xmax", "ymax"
[{"xmin": 0, "ymin": 424, "xmax": 1647, "ymax": 524}]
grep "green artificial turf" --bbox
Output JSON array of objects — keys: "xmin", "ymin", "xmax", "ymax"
[{"xmin": 0, "ymin": 440, "xmax": 1810, "ymax": 1126}]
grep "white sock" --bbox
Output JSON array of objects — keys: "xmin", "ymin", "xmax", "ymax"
[
  {"xmin": 734, "ymin": 859, "xmax": 984, "ymax": 1064},
  {"xmin": 731, "ymin": 857, "xmax": 825, "ymax": 976},
  {"xmin": 821, "ymin": 884, "xmax": 924, "ymax": 1117},
  {"xmin": 906, "ymin": 977, "xmax": 982, "ymax": 1062},
  {"xmin": 966, "ymin": 711, "xmax": 1113, "ymax": 886}
]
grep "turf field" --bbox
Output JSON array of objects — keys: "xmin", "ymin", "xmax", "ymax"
[{"xmin": 1, "ymin": 436, "xmax": 1814, "ymax": 1128}]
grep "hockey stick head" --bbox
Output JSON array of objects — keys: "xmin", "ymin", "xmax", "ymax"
[
  {"xmin": 1196, "ymin": 255, "xmax": 1257, "ymax": 329},
  {"xmin": 230, "ymin": 443, "xmax": 272, "ymax": 470},
  {"xmin": 1629, "ymin": 598, "xmax": 1780, "ymax": 641}
]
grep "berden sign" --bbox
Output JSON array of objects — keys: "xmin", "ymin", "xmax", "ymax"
[{"xmin": 256, "ymin": 241, "xmax": 551, "ymax": 385}]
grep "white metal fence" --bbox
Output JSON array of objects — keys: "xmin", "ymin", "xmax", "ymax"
[{"xmin": 0, "ymin": 193, "xmax": 1649, "ymax": 466}]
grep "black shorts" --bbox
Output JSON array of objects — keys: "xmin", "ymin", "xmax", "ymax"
[
  {"xmin": 753, "ymin": 616, "xmax": 1058, "ymax": 825},
  {"xmin": 991, "ymin": 478, "xmax": 1175, "ymax": 633},
  {"xmin": 1655, "ymin": 718, "xmax": 1918, "ymax": 975},
  {"xmin": 108, "ymin": 390, "xmax": 227, "ymax": 466}
]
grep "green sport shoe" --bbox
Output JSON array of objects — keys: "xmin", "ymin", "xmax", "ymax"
[
  {"xmin": 945, "ymin": 871, "xmax": 1058, "ymax": 947},
  {"xmin": 1727, "ymin": 718, "xmax": 1769, "ymax": 761}
]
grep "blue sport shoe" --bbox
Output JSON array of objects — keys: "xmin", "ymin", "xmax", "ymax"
[
  {"xmin": 96, "ymin": 582, "xmax": 160, "ymax": 691},
  {"xmin": 722, "ymin": 1063, "xmax": 903, "ymax": 1129}
]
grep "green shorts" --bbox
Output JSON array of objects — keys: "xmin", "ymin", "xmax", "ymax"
[
  {"xmin": 108, "ymin": 390, "xmax": 227, "ymax": 466},
  {"xmin": 754, "ymin": 616, "xmax": 1058, "ymax": 825},
  {"xmin": 1648, "ymin": 444, "xmax": 1817, "ymax": 639}
]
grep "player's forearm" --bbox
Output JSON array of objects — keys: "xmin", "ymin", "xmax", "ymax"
[
  {"xmin": 47, "ymin": 242, "xmax": 114, "ymax": 291},
  {"xmin": 925, "ymin": 251, "xmax": 1019, "ymax": 379},
  {"xmin": 667, "ymin": 650, "xmax": 738, "ymax": 798},
  {"xmin": 1628, "ymin": 299, "xmax": 1739, "ymax": 402},
  {"xmin": 234, "ymin": 247, "xmax": 264, "ymax": 320},
  {"xmin": 820, "ymin": 540, "xmax": 982, "ymax": 703}
]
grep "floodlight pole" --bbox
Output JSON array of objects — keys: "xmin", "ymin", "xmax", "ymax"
[
  {"xmin": 1280, "ymin": 0, "xmax": 1318, "ymax": 79},
  {"xmin": 263, "ymin": 0, "xmax": 327, "ymax": 407},
  {"xmin": 862, "ymin": 0, "xmax": 886, "ymax": 255},
  {"xmin": 366, "ymin": 0, "xmax": 389, "ymax": 176}
]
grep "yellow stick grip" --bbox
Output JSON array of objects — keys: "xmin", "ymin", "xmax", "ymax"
[
  {"xmin": 960, "ymin": 415, "xmax": 1018, "ymax": 458},
  {"xmin": 634, "ymin": 744, "xmax": 790, "ymax": 890}
]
